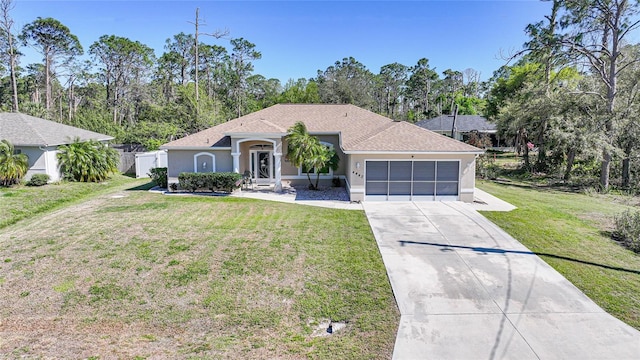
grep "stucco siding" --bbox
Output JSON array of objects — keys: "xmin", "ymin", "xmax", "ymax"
[
  {"xmin": 17, "ymin": 146, "xmax": 60, "ymax": 181},
  {"xmin": 167, "ymin": 149, "xmax": 233, "ymax": 178}
]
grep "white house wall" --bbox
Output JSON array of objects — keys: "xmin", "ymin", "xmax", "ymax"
[
  {"xmin": 17, "ymin": 146, "xmax": 60, "ymax": 182},
  {"xmin": 45, "ymin": 147, "xmax": 61, "ymax": 181}
]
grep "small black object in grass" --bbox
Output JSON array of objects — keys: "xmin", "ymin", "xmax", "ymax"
[{"xmin": 327, "ymin": 321, "xmax": 333, "ymax": 334}]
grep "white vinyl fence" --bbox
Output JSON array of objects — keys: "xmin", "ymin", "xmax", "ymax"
[{"xmin": 135, "ymin": 150, "xmax": 168, "ymax": 178}]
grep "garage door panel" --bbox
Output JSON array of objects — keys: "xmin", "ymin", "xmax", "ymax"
[
  {"xmin": 365, "ymin": 160, "xmax": 459, "ymax": 201},
  {"xmin": 366, "ymin": 181, "xmax": 388, "ymax": 195},
  {"xmin": 389, "ymin": 181, "xmax": 411, "ymax": 195},
  {"xmin": 366, "ymin": 161, "xmax": 388, "ymax": 180},
  {"xmin": 413, "ymin": 161, "xmax": 435, "ymax": 181},
  {"xmin": 390, "ymin": 161, "xmax": 412, "ymax": 181},
  {"xmin": 437, "ymin": 161, "xmax": 459, "ymax": 181},
  {"xmin": 436, "ymin": 182, "xmax": 458, "ymax": 195},
  {"xmin": 413, "ymin": 181, "xmax": 435, "ymax": 196}
]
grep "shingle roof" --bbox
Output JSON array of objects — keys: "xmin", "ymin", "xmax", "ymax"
[
  {"xmin": 0, "ymin": 112, "xmax": 114, "ymax": 146},
  {"xmin": 415, "ymin": 115, "xmax": 497, "ymax": 132},
  {"xmin": 162, "ymin": 104, "xmax": 481, "ymax": 153}
]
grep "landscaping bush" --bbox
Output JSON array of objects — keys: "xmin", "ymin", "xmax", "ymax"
[
  {"xmin": 148, "ymin": 167, "xmax": 168, "ymax": 188},
  {"xmin": 476, "ymin": 154, "xmax": 501, "ymax": 180},
  {"xmin": 57, "ymin": 138, "xmax": 119, "ymax": 182},
  {"xmin": 27, "ymin": 174, "xmax": 50, "ymax": 186},
  {"xmin": 614, "ymin": 210, "xmax": 640, "ymax": 253},
  {"xmin": 0, "ymin": 139, "xmax": 29, "ymax": 187},
  {"xmin": 178, "ymin": 172, "xmax": 243, "ymax": 193}
]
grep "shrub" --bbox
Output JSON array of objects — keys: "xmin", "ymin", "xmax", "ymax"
[
  {"xmin": 178, "ymin": 172, "xmax": 243, "ymax": 193},
  {"xmin": 57, "ymin": 138, "xmax": 119, "ymax": 182},
  {"xmin": 614, "ymin": 210, "xmax": 640, "ymax": 253},
  {"xmin": 27, "ymin": 173, "xmax": 50, "ymax": 186},
  {"xmin": 476, "ymin": 154, "xmax": 501, "ymax": 180},
  {"xmin": 0, "ymin": 139, "xmax": 29, "ymax": 186},
  {"xmin": 148, "ymin": 167, "xmax": 168, "ymax": 188}
]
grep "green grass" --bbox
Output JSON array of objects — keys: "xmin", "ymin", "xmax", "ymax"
[
  {"xmin": 478, "ymin": 179, "xmax": 640, "ymax": 329},
  {"xmin": 0, "ymin": 187, "xmax": 398, "ymax": 358},
  {"xmin": 0, "ymin": 174, "xmax": 151, "ymax": 229}
]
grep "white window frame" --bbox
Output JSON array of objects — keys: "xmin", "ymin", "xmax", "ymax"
[{"xmin": 193, "ymin": 152, "xmax": 216, "ymax": 173}]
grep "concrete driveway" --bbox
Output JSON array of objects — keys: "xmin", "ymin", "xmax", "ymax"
[{"xmin": 364, "ymin": 201, "xmax": 640, "ymax": 360}]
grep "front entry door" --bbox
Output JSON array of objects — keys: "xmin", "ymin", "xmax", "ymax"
[{"xmin": 251, "ymin": 151, "xmax": 273, "ymax": 184}]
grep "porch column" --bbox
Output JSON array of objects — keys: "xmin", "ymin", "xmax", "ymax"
[
  {"xmin": 231, "ymin": 152, "xmax": 241, "ymax": 173},
  {"xmin": 274, "ymin": 152, "xmax": 282, "ymax": 192}
]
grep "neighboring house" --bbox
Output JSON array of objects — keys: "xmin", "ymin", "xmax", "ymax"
[
  {"xmin": 415, "ymin": 115, "xmax": 501, "ymax": 147},
  {"xmin": 0, "ymin": 112, "xmax": 114, "ymax": 181},
  {"xmin": 161, "ymin": 104, "xmax": 483, "ymax": 202}
]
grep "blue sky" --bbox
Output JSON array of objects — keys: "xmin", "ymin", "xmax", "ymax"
[{"xmin": 12, "ymin": 0, "xmax": 552, "ymax": 83}]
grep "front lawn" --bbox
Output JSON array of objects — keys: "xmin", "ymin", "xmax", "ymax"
[
  {"xmin": 0, "ymin": 175, "xmax": 151, "ymax": 229},
  {"xmin": 0, "ymin": 186, "xmax": 399, "ymax": 358},
  {"xmin": 478, "ymin": 180, "xmax": 640, "ymax": 330}
]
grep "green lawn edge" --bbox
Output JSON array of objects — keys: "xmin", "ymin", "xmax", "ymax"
[
  {"xmin": 0, "ymin": 175, "xmax": 151, "ymax": 230},
  {"xmin": 477, "ymin": 180, "xmax": 640, "ymax": 330}
]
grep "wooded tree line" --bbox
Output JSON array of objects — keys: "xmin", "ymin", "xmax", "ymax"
[
  {"xmin": 486, "ymin": 0, "xmax": 640, "ymax": 191},
  {"xmin": 1, "ymin": 0, "xmax": 640, "ymax": 190},
  {"xmin": 0, "ymin": 2, "xmax": 484, "ymax": 150}
]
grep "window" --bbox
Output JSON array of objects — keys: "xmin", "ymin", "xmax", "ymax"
[
  {"xmin": 298, "ymin": 141, "xmax": 334, "ymax": 176},
  {"xmin": 301, "ymin": 163, "xmax": 331, "ymax": 175}
]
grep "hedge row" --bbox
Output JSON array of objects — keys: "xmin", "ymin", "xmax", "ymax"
[{"xmin": 178, "ymin": 172, "xmax": 243, "ymax": 193}]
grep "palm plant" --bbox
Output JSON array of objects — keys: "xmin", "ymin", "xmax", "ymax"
[
  {"xmin": 57, "ymin": 137, "xmax": 119, "ymax": 182},
  {"xmin": 307, "ymin": 147, "xmax": 340, "ymax": 190},
  {"xmin": 0, "ymin": 139, "xmax": 29, "ymax": 186},
  {"xmin": 285, "ymin": 121, "xmax": 339, "ymax": 190}
]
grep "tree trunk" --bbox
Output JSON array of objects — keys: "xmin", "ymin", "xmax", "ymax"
[
  {"xmin": 45, "ymin": 50, "xmax": 51, "ymax": 112},
  {"xmin": 518, "ymin": 127, "xmax": 530, "ymax": 170},
  {"xmin": 622, "ymin": 143, "xmax": 632, "ymax": 188},
  {"xmin": 112, "ymin": 88, "xmax": 119, "ymax": 124},
  {"xmin": 32, "ymin": 84, "xmax": 40, "ymax": 103},
  {"xmin": 306, "ymin": 171, "xmax": 314, "ymax": 190},
  {"xmin": 600, "ymin": 11, "xmax": 620, "ymax": 191},
  {"xmin": 600, "ymin": 148, "xmax": 612, "ymax": 190},
  {"xmin": 194, "ymin": 8, "xmax": 200, "ymax": 103},
  {"xmin": 564, "ymin": 148, "xmax": 576, "ymax": 181},
  {"xmin": 67, "ymin": 82, "xmax": 73, "ymax": 122},
  {"xmin": 8, "ymin": 35, "xmax": 18, "ymax": 111}
]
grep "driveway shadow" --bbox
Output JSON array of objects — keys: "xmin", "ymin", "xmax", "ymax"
[{"xmin": 399, "ymin": 240, "xmax": 640, "ymax": 274}]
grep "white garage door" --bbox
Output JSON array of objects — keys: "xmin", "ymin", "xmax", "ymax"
[{"xmin": 365, "ymin": 160, "xmax": 459, "ymax": 201}]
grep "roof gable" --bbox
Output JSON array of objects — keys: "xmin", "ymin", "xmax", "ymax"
[{"xmin": 0, "ymin": 113, "xmax": 114, "ymax": 146}]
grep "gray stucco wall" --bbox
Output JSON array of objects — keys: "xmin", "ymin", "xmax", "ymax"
[{"xmin": 167, "ymin": 149, "xmax": 233, "ymax": 178}]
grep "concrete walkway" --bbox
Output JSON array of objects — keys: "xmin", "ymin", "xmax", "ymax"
[
  {"xmin": 229, "ymin": 188, "xmax": 363, "ymax": 210},
  {"xmin": 364, "ymin": 201, "xmax": 640, "ymax": 360}
]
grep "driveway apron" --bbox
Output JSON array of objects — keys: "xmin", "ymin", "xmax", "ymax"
[{"xmin": 364, "ymin": 201, "xmax": 640, "ymax": 360}]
